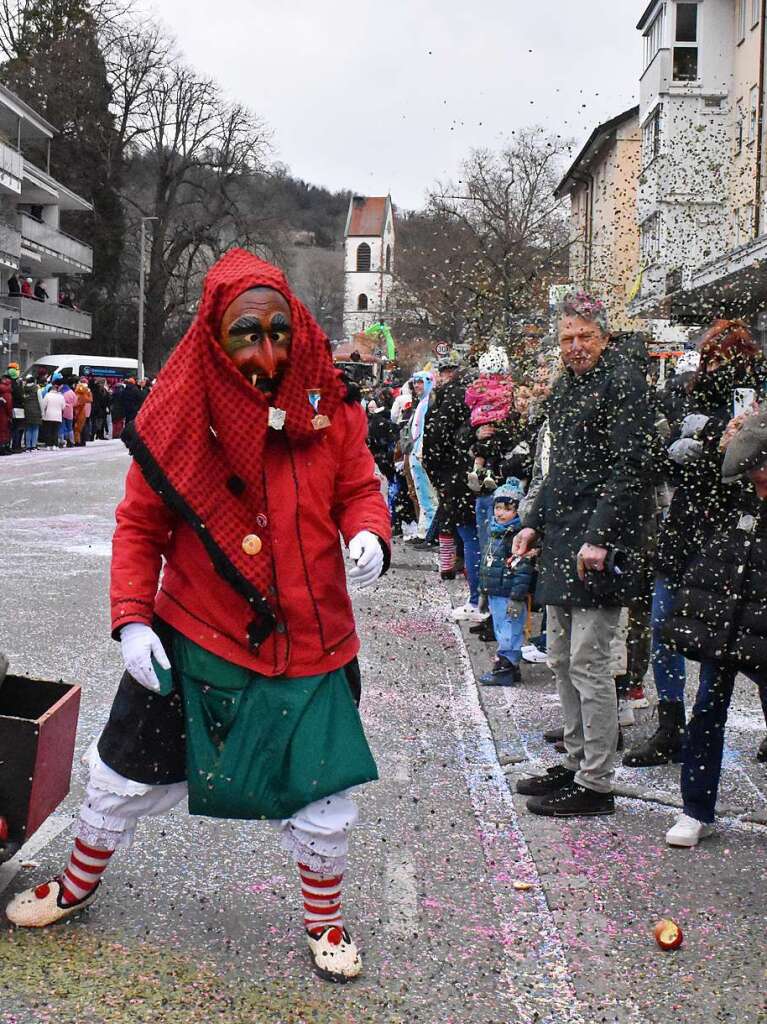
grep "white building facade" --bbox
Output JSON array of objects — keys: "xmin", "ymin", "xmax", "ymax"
[
  {"xmin": 0, "ymin": 83, "xmax": 93, "ymax": 371},
  {"xmin": 631, "ymin": 0, "xmax": 763, "ymax": 324},
  {"xmin": 342, "ymin": 195, "xmax": 395, "ymax": 339}
]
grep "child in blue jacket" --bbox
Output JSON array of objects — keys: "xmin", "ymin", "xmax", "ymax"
[{"xmin": 479, "ymin": 480, "xmax": 535, "ymax": 686}]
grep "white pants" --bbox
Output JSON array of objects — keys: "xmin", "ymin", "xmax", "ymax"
[{"xmin": 77, "ymin": 747, "xmax": 358, "ymax": 874}]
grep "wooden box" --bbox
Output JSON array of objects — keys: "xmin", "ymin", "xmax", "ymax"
[{"xmin": 0, "ymin": 675, "xmax": 81, "ymax": 852}]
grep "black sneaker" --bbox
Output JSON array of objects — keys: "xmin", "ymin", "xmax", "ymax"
[
  {"xmin": 526, "ymin": 783, "xmax": 615, "ymax": 818},
  {"xmin": 516, "ymin": 764, "xmax": 575, "ymax": 797}
]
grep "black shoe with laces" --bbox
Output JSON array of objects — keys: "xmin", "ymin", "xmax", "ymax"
[
  {"xmin": 516, "ymin": 764, "xmax": 575, "ymax": 797},
  {"xmin": 526, "ymin": 783, "xmax": 615, "ymax": 818}
]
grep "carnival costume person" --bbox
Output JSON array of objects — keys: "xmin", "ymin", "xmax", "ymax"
[{"xmin": 5, "ymin": 249, "xmax": 391, "ymax": 983}]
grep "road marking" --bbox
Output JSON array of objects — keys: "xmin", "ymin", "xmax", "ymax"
[
  {"xmin": 383, "ymin": 851, "xmax": 419, "ymax": 939},
  {"xmin": 0, "ymin": 813, "xmax": 73, "ymax": 896},
  {"xmin": 447, "ymin": 617, "xmax": 629, "ymax": 1024}
]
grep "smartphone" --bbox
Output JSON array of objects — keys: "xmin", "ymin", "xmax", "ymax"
[{"xmin": 734, "ymin": 388, "xmax": 757, "ymax": 418}]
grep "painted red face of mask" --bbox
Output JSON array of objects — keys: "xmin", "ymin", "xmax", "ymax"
[{"xmin": 218, "ymin": 287, "xmax": 292, "ymax": 392}]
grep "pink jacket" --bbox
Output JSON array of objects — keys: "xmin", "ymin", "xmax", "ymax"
[
  {"xmin": 465, "ymin": 374, "xmax": 514, "ymax": 428},
  {"xmin": 62, "ymin": 388, "xmax": 76, "ymax": 420}
]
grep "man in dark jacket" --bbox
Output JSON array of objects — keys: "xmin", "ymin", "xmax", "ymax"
[
  {"xmin": 513, "ymin": 291, "xmax": 656, "ymax": 817},
  {"xmin": 122, "ymin": 379, "xmax": 145, "ymax": 423}
]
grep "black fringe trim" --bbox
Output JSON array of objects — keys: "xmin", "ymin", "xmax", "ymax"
[{"xmin": 121, "ymin": 422, "xmax": 276, "ymax": 647}]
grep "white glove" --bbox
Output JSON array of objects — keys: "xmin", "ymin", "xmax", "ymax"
[
  {"xmin": 680, "ymin": 413, "xmax": 710, "ymax": 439},
  {"xmin": 668, "ymin": 437, "xmax": 704, "ymax": 465},
  {"xmin": 120, "ymin": 622, "xmax": 170, "ymax": 692},
  {"xmin": 347, "ymin": 530, "xmax": 384, "ymax": 588}
]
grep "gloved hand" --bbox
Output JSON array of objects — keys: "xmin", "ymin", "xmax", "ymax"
[
  {"xmin": 680, "ymin": 413, "xmax": 710, "ymax": 439},
  {"xmin": 120, "ymin": 622, "xmax": 171, "ymax": 692},
  {"xmin": 668, "ymin": 437, "xmax": 704, "ymax": 465},
  {"xmin": 347, "ymin": 531, "xmax": 384, "ymax": 588}
]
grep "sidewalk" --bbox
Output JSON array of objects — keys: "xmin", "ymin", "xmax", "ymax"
[{"xmin": 446, "ymin": 566, "xmax": 767, "ymax": 1024}]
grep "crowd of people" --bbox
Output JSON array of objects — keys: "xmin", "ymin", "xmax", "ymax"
[
  {"xmin": 365, "ymin": 291, "xmax": 767, "ymax": 844},
  {"xmin": 0, "ymin": 367, "xmax": 151, "ymax": 455}
]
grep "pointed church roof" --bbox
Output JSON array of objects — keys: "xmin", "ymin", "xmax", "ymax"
[{"xmin": 345, "ymin": 195, "xmax": 391, "ymax": 237}]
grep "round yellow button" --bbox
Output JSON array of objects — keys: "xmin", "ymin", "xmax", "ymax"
[{"xmin": 242, "ymin": 533, "xmax": 262, "ymax": 556}]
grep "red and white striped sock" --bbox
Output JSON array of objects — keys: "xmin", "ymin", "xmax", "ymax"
[
  {"xmin": 298, "ymin": 862, "xmax": 344, "ymax": 936},
  {"xmin": 60, "ymin": 838, "xmax": 114, "ymax": 905},
  {"xmin": 438, "ymin": 534, "xmax": 457, "ymax": 573}
]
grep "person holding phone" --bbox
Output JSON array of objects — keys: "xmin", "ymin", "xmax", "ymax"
[{"xmin": 624, "ymin": 320, "xmax": 767, "ymax": 769}]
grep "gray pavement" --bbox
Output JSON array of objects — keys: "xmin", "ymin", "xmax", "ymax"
[{"xmin": 1, "ymin": 443, "xmax": 766, "ymax": 1024}]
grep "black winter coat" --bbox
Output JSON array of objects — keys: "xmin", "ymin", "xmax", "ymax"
[
  {"xmin": 524, "ymin": 347, "xmax": 656, "ymax": 608},
  {"xmin": 664, "ymin": 498, "xmax": 767, "ymax": 670},
  {"xmin": 122, "ymin": 383, "xmax": 144, "ymax": 422},
  {"xmin": 655, "ymin": 405, "xmax": 748, "ymax": 583},
  {"xmin": 367, "ymin": 411, "xmax": 398, "ymax": 480},
  {"xmin": 422, "ymin": 373, "xmax": 476, "ymax": 528}
]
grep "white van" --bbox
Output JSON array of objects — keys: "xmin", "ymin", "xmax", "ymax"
[{"xmin": 23, "ymin": 354, "xmax": 138, "ymax": 383}]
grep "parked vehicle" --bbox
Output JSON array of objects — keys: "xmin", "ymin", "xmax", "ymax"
[{"xmin": 23, "ymin": 354, "xmax": 138, "ymax": 385}]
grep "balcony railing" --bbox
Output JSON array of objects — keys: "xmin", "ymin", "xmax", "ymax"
[
  {"xmin": 0, "ymin": 140, "xmax": 23, "ymax": 193},
  {"xmin": 20, "ymin": 213, "xmax": 92, "ymax": 272},
  {"xmin": 4, "ymin": 294, "xmax": 91, "ymax": 337}
]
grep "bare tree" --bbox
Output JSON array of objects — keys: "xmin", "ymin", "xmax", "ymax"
[{"xmin": 427, "ymin": 128, "xmax": 571, "ymax": 349}]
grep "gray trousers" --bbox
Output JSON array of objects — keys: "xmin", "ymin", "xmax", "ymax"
[{"xmin": 547, "ymin": 605, "xmax": 621, "ymax": 793}]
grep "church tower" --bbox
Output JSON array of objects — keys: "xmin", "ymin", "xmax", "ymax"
[{"xmin": 343, "ymin": 195, "xmax": 395, "ymax": 339}]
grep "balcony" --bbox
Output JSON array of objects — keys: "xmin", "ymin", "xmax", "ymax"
[
  {"xmin": 4, "ymin": 294, "xmax": 91, "ymax": 339},
  {"xmin": 20, "ymin": 213, "xmax": 92, "ymax": 274},
  {"xmin": 0, "ymin": 140, "xmax": 22, "ymax": 196}
]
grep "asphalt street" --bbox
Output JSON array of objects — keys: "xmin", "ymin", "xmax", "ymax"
[{"xmin": 1, "ymin": 442, "xmax": 766, "ymax": 1024}]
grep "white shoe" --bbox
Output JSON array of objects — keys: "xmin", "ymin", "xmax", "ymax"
[
  {"xmin": 522, "ymin": 646, "xmax": 548, "ymax": 664},
  {"xmin": 665, "ymin": 814, "xmax": 715, "ymax": 848},
  {"xmin": 451, "ymin": 603, "xmax": 486, "ymax": 623},
  {"xmin": 306, "ymin": 926, "xmax": 362, "ymax": 983},
  {"xmin": 618, "ymin": 699, "xmax": 636, "ymax": 727},
  {"xmin": 5, "ymin": 877, "xmax": 100, "ymax": 927}
]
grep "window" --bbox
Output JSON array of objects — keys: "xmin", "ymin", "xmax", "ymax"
[
  {"xmin": 673, "ymin": 2, "xmax": 699, "ymax": 80},
  {"xmin": 739, "ymin": 0, "xmax": 748, "ymax": 40},
  {"xmin": 753, "ymin": 0, "xmax": 761, "ymax": 27},
  {"xmin": 356, "ymin": 242, "xmax": 371, "ymax": 272},
  {"xmin": 642, "ymin": 105, "xmax": 663, "ymax": 166},
  {"xmin": 643, "ymin": 5, "xmax": 666, "ymax": 71},
  {"xmin": 357, "ymin": 293, "xmax": 368, "ymax": 311},
  {"xmin": 641, "ymin": 213, "xmax": 662, "ymax": 264},
  {"xmin": 749, "ymin": 84, "xmax": 759, "ymax": 144},
  {"xmin": 385, "ymin": 244, "xmax": 392, "ymax": 273},
  {"xmin": 735, "ymin": 105, "xmax": 745, "ymax": 153},
  {"xmin": 736, "ymin": 203, "xmax": 754, "ymax": 245}
]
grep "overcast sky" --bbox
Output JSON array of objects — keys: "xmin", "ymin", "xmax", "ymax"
[{"xmin": 152, "ymin": 0, "xmax": 641, "ymax": 210}]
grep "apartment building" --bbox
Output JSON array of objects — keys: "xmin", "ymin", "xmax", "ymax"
[
  {"xmin": 555, "ymin": 107, "xmax": 643, "ymax": 331},
  {"xmin": 630, "ymin": 0, "xmax": 767, "ymax": 333},
  {"xmin": 0, "ymin": 83, "xmax": 93, "ymax": 372}
]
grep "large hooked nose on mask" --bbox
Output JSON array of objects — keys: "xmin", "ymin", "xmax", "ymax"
[{"xmin": 218, "ymin": 287, "xmax": 292, "ymax": 391}]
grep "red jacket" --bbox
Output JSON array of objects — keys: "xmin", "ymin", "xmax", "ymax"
[{"xmin": 111, "ymin": 402, "xmax": 391, "ymax": 678}]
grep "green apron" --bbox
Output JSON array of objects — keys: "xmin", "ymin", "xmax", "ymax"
[{"xmin": 158, "ymin": 633, "xmax": 378, "ymax": 821}]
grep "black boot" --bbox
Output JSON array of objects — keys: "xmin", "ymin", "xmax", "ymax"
[
  {"xmin": 622, "ymin": 701, "xmax": 685, "ymax": 767},
  {"xmin": 469, "ymin": 618, "xmax": 496, "ymax": 642},
  {"xmin": 543, "ymin": 726, "xmax": 564, "ymax": 743},
  {"xmin": 757, "ymin": 736, "xmax": 767, "ymax": 763}
]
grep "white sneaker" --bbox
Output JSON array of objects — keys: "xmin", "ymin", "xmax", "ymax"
[
  {"xmin": 665, "ymin": 814, "xmax": 715, "ymax": 848},
  {"xmin": 522, "ymin": 646, "xmax": 548, "ymax": 664},
  {"xmin": 451, "ymin": 603, "xmax": 486, "ymax": 623},
  {"xmin": 618, "ymin": 699, "xmax": 636, "ymax": 727}
]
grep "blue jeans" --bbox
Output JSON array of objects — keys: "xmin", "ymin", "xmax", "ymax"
[
  {"xmin": 488, "ymin": 595, "xmax": 526, "ymax": 664},
  {"xmin": 475, "ymin": 494, "xmax": 495, "ymax": 553},
  {"xmin": 456, "ymin": 524, "xmax": 480, "ymax": 606},
  {"xmin": 652, "ymin": 576, "xmax": 687, "ymax": 704},
  {"xmin": 682, "ymin": 661, "xmax": 767, "ymax": 823},
  {"xmin": 24, "ymin": 425, "xmax": 39, "ymax": 449}
]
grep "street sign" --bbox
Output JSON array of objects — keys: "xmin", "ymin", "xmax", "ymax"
[{"xmin": 434, "ymin": 341, "xmax": 450, "ymax": 357}]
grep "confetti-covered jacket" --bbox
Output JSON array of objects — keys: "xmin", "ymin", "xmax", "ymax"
[
  {"xmin": 523, "ymin": 347, "xmax": 656, "ymax": 607},
  {"xmin": 664, "ymin": 496, "xmax": 767, "ymax": 670},
  {"xmin": 479, "ymin": 516, "xmax": 535, "ymax": 600}
]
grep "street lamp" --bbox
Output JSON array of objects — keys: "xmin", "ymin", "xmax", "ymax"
[{"xmin": 137, "ymin": 216, "xmax": 158, "ymax": 381}]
